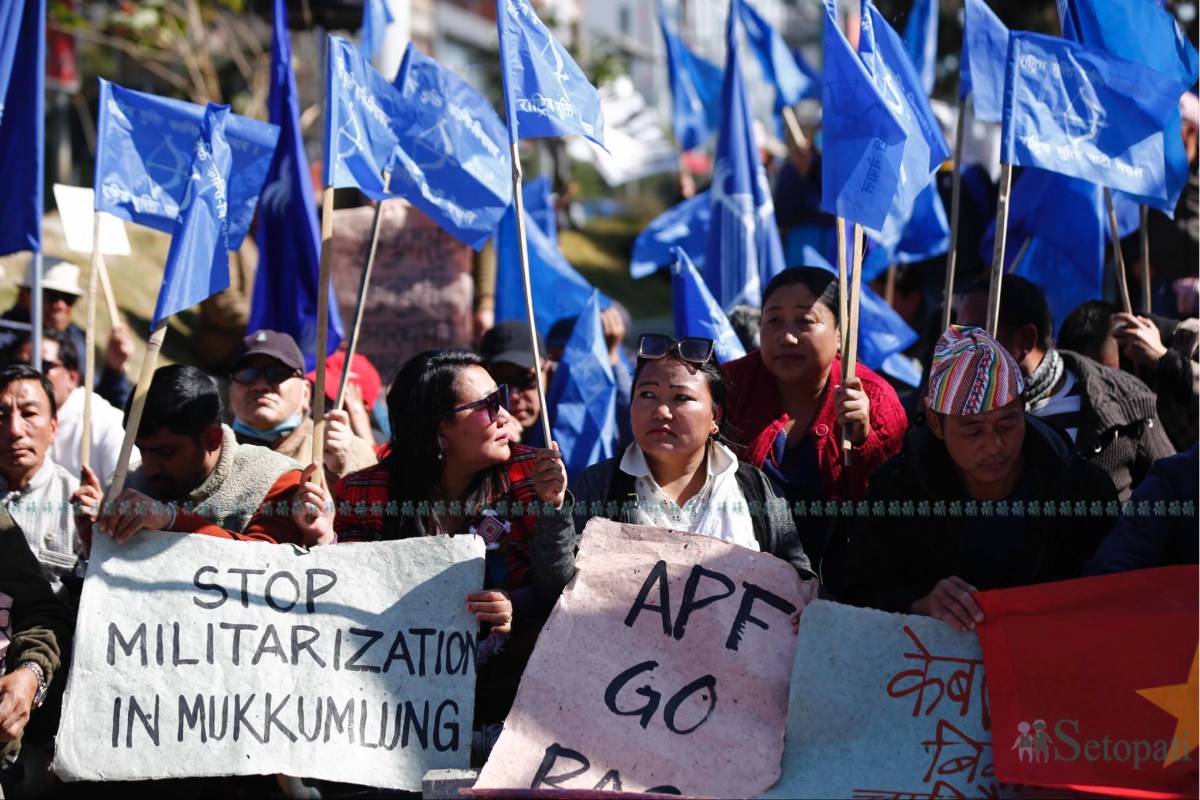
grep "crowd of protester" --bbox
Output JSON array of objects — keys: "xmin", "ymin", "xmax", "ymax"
[{"xmin": 0, "ymin": 238, "xmax": 1195, "ymax": 798}]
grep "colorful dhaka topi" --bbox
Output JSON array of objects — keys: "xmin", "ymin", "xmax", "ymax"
[{"xmin": 927, "ymin": 325, "xmax": 1025, "ymax": 416}]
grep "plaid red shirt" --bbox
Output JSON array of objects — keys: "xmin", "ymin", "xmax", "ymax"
[{"xmin": 333, "ymin": 444, "xmax": 542, "ymax": 591}]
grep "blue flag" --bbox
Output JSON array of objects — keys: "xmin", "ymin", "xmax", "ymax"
[
  {"xmin": 821, "ymin": 0, "xmax": 949, "ymax": 233},
  {"xmin": 1057, "ymin": 0, "xmax": 1198, "ymax": 215},
  {"xmin": 0, "ymin": 0, "xmax": 44, "ymax": 256},
  {"xmin": 978, "ymin": 167, "xmax": 1139, "ymax": 333},
  {"xmin": 861, "ymin": 181, "xmax": 950, "ymax": 281},
  {"xmin": 153, "ymin": 104, "xmax": 232, "ymax": 328},
  {"xmin": 671, "ymin": 248, "xmax": 746, "ymax": 364},
  {"xmin": 523, "ymin": 174, "xmax": 557, "ymax": 247},
  {"xmin": 497, "ymin": 0, "xmax": 605, "ymax": 150},
  {"xmin": 251, "ymin": 0, "xmax": 343, "ymax": 370},
  {"xmin": 494, "ymin": 203, "xmax": 607, "ymax": 335},
  {"xmin": 325, "ymin": 38, "xmax": 511, "ymax": 249},
  {"xmin": 546, "ymin": 289, "xmax": 617, "ymax": 481},
  {"xmin": 791, "ymin": 48, "xmax": 823, "ymax": 100},
  {"xmin": 902, "ymin": 0, "xmax": 938, "ymax": 95},
  {"xmin": 630, "ymin": 189, "xmax": 711, "ymax": 279},
  {"xmin": 95, "ymin": 80, "xmax": 278, "ymax": 246},
  {"xmin": 658, "ymin": 3, "xmax": 723, "ymax": 152},
  {"xmin": 360, "ymin": 0, "xmax": 394, "ymax": 65},
  {"xmin": 738, "ymin": 0, "xmax": 812, "ymax": 113},
  {"xmin": 804, "ymin": 244, "xmax": 919, "ymax": 375},
  {"xmin": 703, "ymin": 0, "xmax": 786, "ymax": 311},
  {"xmin": 959, "ymin": 0, "xmax": 1009, "ymax": 122},
  {"xmin": 1001, "ymin": 33, "xmax": 1190, "ymax": 212}
]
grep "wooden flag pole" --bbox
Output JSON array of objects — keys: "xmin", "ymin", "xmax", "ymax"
[
  {"xmin": 509, "ymin": 142, "xmax": 554, "ymax": 447},
  {"xmin": 96, "ymin": 254, "xmax": 123, "ymax": 331},
  {"xmin": 1006, "ymin": 237, "xmax": 1033, "ymax": 274},
  {"xmin": 985, "ymin": 162, "xmax": 1014, "ymax": 336},
  {"xmin": 81, "ymin": 213, "xmax": 101, "ymax": 474},
  {"xmin": 782, "ymin": 105, "xmax": 809, "ymax": 150},
  {"xmin": 107, "ymin": 322, "xmax": 167, "ymax": 499},
  {"xmin": 941, "ymin": 98, "xmax": 968, "ymax": 333},
  {"xmin": 842, "ymin": 224, "xmax": 864, "ymax": 466},
  {"xmin": 883, "ymin": 264, "xmax": 897, "ymax": 307},
  {"xmin": 1104, "ymin": 188, "xmax": 1134, "ymax": 315},
  {"xmin": 836, "ymin": 218, "xmax": 850, "ymax": 358},
  {"xmin": 1139, "ymin": 206, "xmax": 1152, "ymax": 315},
  {"xmin": 310, "ymin": 186, "xmax": 336, "ymax": 484},
  {"xmin": 335, "ymin": 171, "xmax": 390, "ymax": 411}
]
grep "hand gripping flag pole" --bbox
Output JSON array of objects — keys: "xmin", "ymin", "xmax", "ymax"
[{"xmin": 841, "ymin": 224, "xmax": 865, "ymax": 466}]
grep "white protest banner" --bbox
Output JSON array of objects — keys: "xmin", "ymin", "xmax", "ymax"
[
  {"xmin": 54, "ymin": 532, "xmax": 484, "ymax": 790},
  {"xmin": 475, "ymin": 518, "xmax": 802, "ymax": 796},
  {"xmin": 52, "ymin": 184, "xmax": 132, "ymax": 256},
  {"xmin": 762, "ymin": 601, "xmax": 1051, "ymax": 799}
]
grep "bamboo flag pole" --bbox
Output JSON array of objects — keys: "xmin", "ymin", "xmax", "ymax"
[
  {"xmin": 95, "ymin": 255, "xmax": 122, "ymax": 331},
  {"xmin": 1139, "ymin": 206, "xmax": 1151, "ymax": 315},
  {"xmin": 883, "ymin": 264, "xmax": 896, "ymax": 307},
  {"xmin": 1006, "ymin": 237, "xmax": 1032, "ymax": 274},
  {"xmin": 842, "ymin": 224, "xmax": 865, "ymax": 466},
  {"xmin": 985, "ymin": 162, "xmax": 1015, "ymax": 336},
  {"xmin": 335, "ymin": 170, "xmax": 390, "ymax": 411},
  {"xmin": 1104, "ymin": 188, "xmax": 1134, "ymax": 315},
  {"xmin": 81, "ymin": 213, "xmax": 101, "ymax": 474},
  {"xmin": 310, "ymin": 186, "xmax": 336, "ymax": 484},
  {"xmin": 836, "ymin": 218, "xmax": 850, "ymax": 357},
  {"xmin": 107, "ymin": 323, "xmax": 167, "ymax": 499},
  {"xmin": 509, "ymin": 142, "xmax": 554, "ymax": 447},
  {"xmin": 941, "ymin": 98, "xmax": 968, "ymax": 333},
  {"xmin": 782, "ymin": 105, "xmax": 809, "ymax": 150}
]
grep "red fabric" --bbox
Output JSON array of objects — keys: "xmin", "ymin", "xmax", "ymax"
[
  {"xmin": 974, "ymin": 566, "xmax": 1199, "ymax": 798},
  {"xmin": 723, "ymin": 350, "xmax": 906, "ymax": 500},
  {"xmin": 306, "ymin": 350, "xmax": 383, "ymax": 408}
]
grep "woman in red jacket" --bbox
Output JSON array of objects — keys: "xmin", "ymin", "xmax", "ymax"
[{"xmin": 724, "ymin": 268, "xmax": 906, "ymax": 575}]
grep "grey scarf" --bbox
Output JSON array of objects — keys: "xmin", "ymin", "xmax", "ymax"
[{"xmin": 1023, "ymin": 348, "xmax": 1063, "ymax": 406}]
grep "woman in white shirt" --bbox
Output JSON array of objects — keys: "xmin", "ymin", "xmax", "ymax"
[{"xmin": 533, "ymin": 334, "xmax": 815, "ymax": 605}]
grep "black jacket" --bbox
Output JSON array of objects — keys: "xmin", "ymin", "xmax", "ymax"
[{"xmin": 840, "ymin": 415, "xmax": 1119, "ymax": 614}]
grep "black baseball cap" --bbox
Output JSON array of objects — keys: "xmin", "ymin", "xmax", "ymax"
[
  {"xmin": 233, "ymin": 330, "xmax": 305, "ymax": 373},
  {"xmin": 480, "ymin": 320, "xmax": 545, "ymax": 372}
]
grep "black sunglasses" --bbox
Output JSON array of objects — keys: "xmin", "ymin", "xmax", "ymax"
[
  {"xmin": 452, "ymin": 385, "xmax": 509, "ymax": 422},
  {"xmin": 230, "ymin": 364, "xmax": 302, "ymax": 385},
  {"xmin": 638, "ymin": 334, "xmax": 715, "ymax": 365}
]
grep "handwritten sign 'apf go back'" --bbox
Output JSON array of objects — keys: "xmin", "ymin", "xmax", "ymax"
[
  {"xmin": 475, "ymin": 519, "xmax": 803, "ymax": 797},
  {"xmin": 54, "ymin": 532, "xmax": 484, "ymax": 791}
]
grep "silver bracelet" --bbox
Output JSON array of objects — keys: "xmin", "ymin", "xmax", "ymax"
[{"xmin": 17, "ymin": 661, "xmax": 48, "ymax": 708}]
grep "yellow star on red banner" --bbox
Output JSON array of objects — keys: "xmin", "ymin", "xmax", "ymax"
[{"xmin": 1136, "ymin": 645, "xmax": 1199, "ymax": 768}]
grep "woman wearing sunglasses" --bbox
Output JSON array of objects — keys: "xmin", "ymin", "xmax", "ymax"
[
  {"xmin": 333, "ymin": 349, "xmax": 566, "ymax": 734},
  {"xmin": 723, "ymin": 267, "xmax": 907, "ymax": 583},
  {"xmin": 533, "ymin": 334, "xmax": 816, "ymax": 604}
]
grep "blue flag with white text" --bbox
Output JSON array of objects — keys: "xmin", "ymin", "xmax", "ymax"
[
  {"xmin": 819, "ymin": 0, "xmax": 909, "ymax": 232},
  {"xmin": 95, "ymin": 80, "xmax": 278, "ymax": 246},
  {"xmin": 0, "ymin": 0, "xmax": 43, "ymax": 257},
  {"xmin": 704, "ymin": 0, "xmax": 786, "ymax": 311},
  {"xmin": 902, "ymin": 0, "xmax": 937, "ymax": 95},
  {"xmin": 671, "ymin": 248, "xmax": 746, "ymax": 364},
  {"xmin": 497, "ymin": 0, "xmax": 605, "ymax": 150},
  {"xmin": 325, "ymin": 38, "xmax": 511, "ymax": 249},
  {"xmin": 1001, "ymin": 33, "xmax": 1190, "ymax": 212},
  {"xmin": 631, "ymin": 189, "xmax": 711, "ymax": 279},
  {"xmin": 959, "ymin": 0, "xmax": 1009, "ymax": 122},
  {"xmin": 1057, "ymin": 0, "xmax": 1198, "ymax": 215},
  {"xmin": 738, "ymin": 0, "xmax": 812, "ymax": 114},
  {"xmin": 494, "ymin": 203, "xmax": 608, "ymax": 335},
  {"xmin": 251, "ymin": 0, "xmax": 343, "ymax": 370},
  {"xmin": 547, "ymin": 289, "xmax": 617, "ymax": 481},
  {"xmin": 658, "ymin": 3, "xmax": 723, "ymax": 152},
  {"xmin": 153, "ymin": 104, "xmax": 232, "ymax": 328},
  {"xmin": 360, "ymin": 0, "xmax": 393, "ymax": 65}
]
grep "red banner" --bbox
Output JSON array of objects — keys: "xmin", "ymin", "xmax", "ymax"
[{"xmin": 976, "ymin": 566, "xmax": 1198, "ymax": 798}]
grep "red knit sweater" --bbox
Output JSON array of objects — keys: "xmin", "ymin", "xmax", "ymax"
[{"xmin": 723, "ymin": 351, "xmax": 906, "ymax": 501}]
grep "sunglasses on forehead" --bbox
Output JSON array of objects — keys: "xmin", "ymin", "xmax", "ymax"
[
  {"xmin": 452, "ymin": 385, "xmax": 509, "ymax": 422},
  {"xmin": 637, "ymin": 334, "xmax": 715, "ymax": 365}
]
